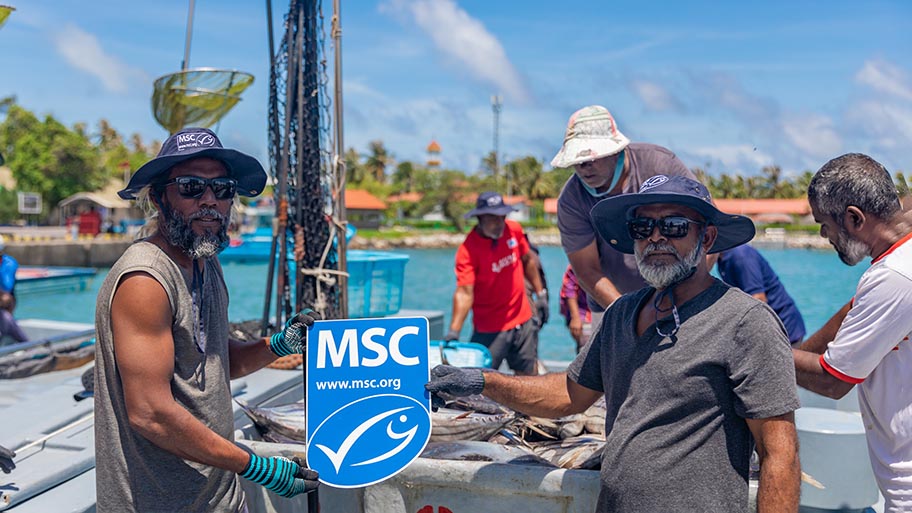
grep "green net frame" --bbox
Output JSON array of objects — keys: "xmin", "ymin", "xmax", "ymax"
[
  {"xmin": 0, "ymin": 5, "xmax": 15, "ymax": 29},
  {"xmin": 152, "ymin": 68, "xmax": 254, "ymax": 134}
]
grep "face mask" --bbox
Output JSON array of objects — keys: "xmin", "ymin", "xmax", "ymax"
[{"xmin": 580, "ymin": 150, "xmax": 626, "ymax": 198}]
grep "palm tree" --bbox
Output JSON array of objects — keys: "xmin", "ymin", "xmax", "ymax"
[{"xmin": 364, "ymin": 140, "xmax": 392, "ymax": 184}]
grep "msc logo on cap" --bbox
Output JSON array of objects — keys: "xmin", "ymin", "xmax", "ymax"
[
  {"xmin": 176, "ymin": 133, "xmax": 217, "ymax": 151},
  {"xmin": 640, "ymin": 175, "xmax": 669, "ymax": 191}
]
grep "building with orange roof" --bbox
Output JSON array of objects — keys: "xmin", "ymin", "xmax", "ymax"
[
  {"xmin": 345, "ymin": 189, "xmax": 387, "ymax": 229},
  {"xmin": 426, "ymin": 140, "xmax": 441, "ymax": 169},
  {"xmin": 543, "ymin": 198, "xmax": 559, "ymax": 223},
  {"xmin": 714, "ymin": 198, "xmax": 812, "ymax": 224}
]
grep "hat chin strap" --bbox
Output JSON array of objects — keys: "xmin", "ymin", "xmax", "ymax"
[
  {"xmin": 653, "ymin": 226, "xmax": 706, "ymax": 338},
  {"xmin": 580, "ymin": 150, "xmax": 625, "ymax": 198}
]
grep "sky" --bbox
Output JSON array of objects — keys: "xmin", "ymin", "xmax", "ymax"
[{"xmin": 2, "ymin": 0, "xmax": 911, "ymax": 180}]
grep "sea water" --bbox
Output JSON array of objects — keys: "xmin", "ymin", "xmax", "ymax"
[{"xmin": 14, "ymin": 245, "xmax": 866, "ymax": 362}]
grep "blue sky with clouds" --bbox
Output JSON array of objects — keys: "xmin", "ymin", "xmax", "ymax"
[{"xmin": 2, "ymin": 0, "xmax": 910, "ymax": 179}]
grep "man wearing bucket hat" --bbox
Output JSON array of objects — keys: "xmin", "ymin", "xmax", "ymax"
[
  {"xmin": 553, "ymin": 105, "xmax": 696, "ymax": 329},
  {"xmin": 792, "ymin": 153, "xmax": 912, "ymax": 510},
  {"xmin": 428, "ymin": 175, "xmax": 800, "ymax": 512},
  {"xmin": 95, "ymin": 127, "xmax": 319, "ymax": 512},
  {"xmin": 445, "ymin": 191, "xmax": 547, "ymax": 375}
]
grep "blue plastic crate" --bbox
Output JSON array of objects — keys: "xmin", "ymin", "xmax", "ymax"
[
  {"xmin": 428, "ymin": 340, "xmax": 493, "ymax": 368},
  {"xmin": 347, "ymin": 250, "xmax": 410, "ymax": 318}
]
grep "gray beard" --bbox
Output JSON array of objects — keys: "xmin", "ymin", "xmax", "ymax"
[
  {"xmin": 834, "ymin": 228, "xmax": 870, "ymax": 266},
  {"xmin": 161, "ymin": 206, "xmax": 230, "ymax": 260},
  {"xmin": 635, "ymin": 241, "xmax": 704, "ymax": 289}
]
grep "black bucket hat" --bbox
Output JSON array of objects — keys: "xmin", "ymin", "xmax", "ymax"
[
  {"xmin": 119, "ymin": 127, "xmax": 267, "ymax": 200},
  {"xmin": 590, "ymin": 175, "xmax": 755, "ymax": 254},
  {"xmin": 464, "ymin": 191, "xmax": 517, "ymax": 219}
]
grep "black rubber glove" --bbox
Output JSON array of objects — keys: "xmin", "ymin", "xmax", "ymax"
[
  {"xmin": 443, "ymin": 329, "xmax": 460, "ymax": 343},
  {"xmin": 535, "ymin": 290, "xmax": 550, "ymax": 325},
  {"xmin": 240, "ymin": 453, "xmax": 319, "ymax": 498},
  {"xmin": 425, "ymin": 365, "xmax": 485, "ymax": 410},
  {"xmin": 269, "ymin": 309, "xmax": 321, "ymax": 357},
  {"xmin": 0, "ymin": 444, "xmax": 15, "ymax": 474}
]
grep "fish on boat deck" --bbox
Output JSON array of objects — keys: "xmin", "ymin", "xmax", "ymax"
[
  {"xmin": 434, "ymin": 392, "xmax": 512, "ymax": 415},
  {"xmin": 430, "ymin": 408, "xmax": 520, "ymax": 442},
  {"xmin": 527, "ymin": 436, "xmax": 605, "ymax": 470},
  {"xmin": 422, "ymin": 441, "xmax": 554, "ymax": 467},
  {"xmin": 236, "ymin": 400, "xmax": 307, "ymax": 443}
]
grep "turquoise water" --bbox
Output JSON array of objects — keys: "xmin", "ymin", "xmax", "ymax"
[{"xmin": 15, "ymin": 245, "xmax": 866, "ymax": 362}]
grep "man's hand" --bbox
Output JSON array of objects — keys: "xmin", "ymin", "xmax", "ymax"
[
  {"xmin": 569, "ymin": 317, "xmax": 583, "ymax": 344},
  {"xmin": 425, "ymin": 365, "xmax": 485, "ymax": 410},
  {"xmin": 269, "ymin": 309, "xmax": 321, "ymax": 357},
  {"xmin": 240, "ymin": 454, "xmax": 319, "ymax": 498},
  {"xmin": 443, "ymin": 329, "xmax": 460, "ymax": 343},
  {"xmin": 535, "ymin": 290, "xmax": 550, "ymax": 325},
  {"xmin": 0, "ymin": 444, "xmax": 15, "ymax": 474}
]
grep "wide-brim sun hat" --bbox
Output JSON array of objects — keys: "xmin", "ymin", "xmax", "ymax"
[
  {"xmin": 550, "ymin": 105, "xmax": 630, "ymax": 169},
  {"xmin": 464, "ymin": 191, "xmax": 518, "ymax": 219},
  {"xmin": 590, "ymin": 175, "xmax": 755, "ymax": 254},
  {"xmin": 119, "ymin": 127, "xmax": 267, "ymax": 200}
]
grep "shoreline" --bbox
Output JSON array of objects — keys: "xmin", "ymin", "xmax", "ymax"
[{"xmin": 348, "ymin": 229, "xmax": 833, "ymax": 251}]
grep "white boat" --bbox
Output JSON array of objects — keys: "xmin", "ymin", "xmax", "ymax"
[{"xmin": 0, "ymin": 322, "xmax": 885, "ymax": 513}]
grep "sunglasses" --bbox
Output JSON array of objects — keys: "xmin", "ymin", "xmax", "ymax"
[
  {"xmin": 627, "ymin": 216, "xmax": 704, "ymax": 240},
  {"xmin": 162, "ymin": 176, "xmax": 238, "ymax": 200}
]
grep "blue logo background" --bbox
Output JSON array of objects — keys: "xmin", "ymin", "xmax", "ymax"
[{"xmin": 306, "ymin": 317, "xmax": 431, "ymax": 488}]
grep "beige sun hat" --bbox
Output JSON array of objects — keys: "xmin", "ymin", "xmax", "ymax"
[{"xmin": 550, "ymin": 105, "xmax": 630, "ymax": 168}]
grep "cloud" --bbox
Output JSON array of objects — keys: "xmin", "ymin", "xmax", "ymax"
[
  {"xmin": 380, "ymin": 0, "xmax": 531, "ymax": 104},
  {"xmin": 689, "ymin": 144, "xmax": 775, "ymax": 173},
  {"xmin": 855, "ymin": 59, "xmax": 912, "ymax": 101},
  {"xmin": 629, "ymin": 79, "xmax": 683, "ymax": 113},
  {"xmin": 53, "ymin": 24, "xmax": 138, "ymax": 94},
  {"xmin": 781, "ymin": 114, "xmax": 842, "ymax": 159},
  {"xmin": 845, "ymin": 100, "xmax": 912, "ymax": 150}
]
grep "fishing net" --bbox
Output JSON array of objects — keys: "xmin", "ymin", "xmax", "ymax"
[
  {"xmin": 0, "ymin": 6, "xmax": 13, "ymax": 30},
  {"xmin": 152, "ymin": 68, "xmax": 254, "ymax": 134},
  {"xmin": 263, "ymin": 0, "xmax": 343, "ymax": 330}
]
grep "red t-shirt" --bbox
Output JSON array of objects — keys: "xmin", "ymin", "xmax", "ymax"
[{"xmin": 455, "ymin": 219, "xmax": 532, "ymax": 332}]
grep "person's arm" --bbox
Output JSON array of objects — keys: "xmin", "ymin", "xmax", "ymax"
[
  {"xmin": 111, "ymin": 272, "xmax": 251, "ymax": 473},
  {"xmin": 567, "ymin": 297, "xmax": 583, "ymax": 344},
  {"xmin": 521, "ymin": 251, "xmax": 545, "ymax": 296},
  {"xmin": 229, "ymin": 336, "xmax": 279, "ymax": 379},
  {"xmin": 751, "ymin": 292, "xmax": 769, "ymax": 303},
  {"xmin": 0, "ymin": 256, "xmax": 17, "ymax": 294},
  {"xmin": 746, "ymin": 413, "xmax": 800, "ymax": 513},
  {"xmin": 481, "ymin": 371, "xmax": 602, "ymax": 418},
  {"xmin": 792, "ymin": 348, "xmax": 855, "ymax": 399},
  {"xmin": 795, "ymin": 300, "xmax": 852, "ymax": 354},
  {"xmin": 567, "ymin": 242, "xmax": 622, "ymax": 308},
  {"xmin": 447, "ymin": 285, "xmax": 473, "ymax": 338}
]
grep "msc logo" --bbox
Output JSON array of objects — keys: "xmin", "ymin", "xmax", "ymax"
[
  {"xmin": 316, "ymin": 326, "xmax": 422, "ymax": 368},
  {"xmin": 640, "ymin": 175, "xmax": 668, "ymax": 191},
  {"xmin": 308, "ymin": 394, "xmax": 431, "ymax": 488},
  {"xmin": 176, "ymin": 133, "xmax": 216, "ymax": 150}
]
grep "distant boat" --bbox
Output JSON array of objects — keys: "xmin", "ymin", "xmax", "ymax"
[{"xmin": 14, "ymin": 267, "xmax": 98, "ymax": 296}]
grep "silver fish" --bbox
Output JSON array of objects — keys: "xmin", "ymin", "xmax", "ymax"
[
  {"xmin": 422, "ymin": 441, "xmax": 555, "ymax": 467},
  {"xmin": 236, "ymin": 400, "xmax": 307, "ymax": 442},
  {"xmin": 431, "ymin": 408, "xmax": 519, "ymax": 442},
  {"xmin": 528, "ymin": 436, "xmax": 605, "ymax": 470}
]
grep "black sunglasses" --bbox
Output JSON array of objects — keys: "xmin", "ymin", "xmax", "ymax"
[
  {"xmin": 162, "ymin": 176, "xmax": 238, "ymax": 200},
  {"xmin": 627, "ymin": 216, "xmax": 704, "ymax": 240}
]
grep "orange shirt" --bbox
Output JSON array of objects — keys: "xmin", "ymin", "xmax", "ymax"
[{"xmin": 455, "ymin": 219, "xmax": 532, "ymax": 332}]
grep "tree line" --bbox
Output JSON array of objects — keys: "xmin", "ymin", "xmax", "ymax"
[{"xmin": 1, "ymin": 99, "xmax": 907, "ymax": 227}]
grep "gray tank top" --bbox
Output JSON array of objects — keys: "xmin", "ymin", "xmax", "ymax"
[{"xmin": 94, "ymin": 241, "xmax": 243, "ymax": 512}]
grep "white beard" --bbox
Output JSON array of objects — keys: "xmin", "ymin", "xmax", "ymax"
[
  {"xmin": 635, "ymin": 241, "xmax": 704, "ymax": 289},
  {"xmin": 833, "ymin": 227, "xmax": 870, "ymax": 266}
]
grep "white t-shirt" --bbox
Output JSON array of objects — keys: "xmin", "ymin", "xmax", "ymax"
[{"xmin": 822, "ymin": 232, "xmax": 912, "ymax": 511}]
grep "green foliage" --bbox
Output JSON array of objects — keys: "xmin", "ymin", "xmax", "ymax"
[
  {"xmin": 0, "ymin": 188, "xmax": 19, "ymax": 222},
  {"xmin": 0, "ymin": 99, "xmax": 159, "ymax": 223}
]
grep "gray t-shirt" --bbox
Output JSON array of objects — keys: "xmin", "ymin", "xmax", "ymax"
[
  {"xmin": 557, "ymin": 143, "xmax": 694, "ymax": 310},
  {"xmin": 568, "ymin": 280, "xmax": 799, "ymax": 512},
  {"xmin": 94, "ymin": 241, "xmax": 243, "ymax": 513}
]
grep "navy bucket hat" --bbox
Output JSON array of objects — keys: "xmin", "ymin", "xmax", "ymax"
[
  {"xmin": 590, "ymin": 175, "xmax": 755, "ymax": 254},
  {"xmin": 464, "ymin": 191, "xmax": 517, "ymax": 219},
  {"xmin": 119, "ymin": 127, "xmax": 267, "ymax": 200}
]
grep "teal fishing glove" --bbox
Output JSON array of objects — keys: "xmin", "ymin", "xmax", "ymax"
[
  {"xmin": 240, "ymin": 454, "xmax": 319, "ymax": 498},
  {"xmin": 269, "ymin": 309, "xmax": 321, "ymax": 357},
  {"xmin": 0, "ymin": 444, "xmax": 15, "ymax": 473},
  {"xmin": 425, "ymin": 365, "xmax": 486, "ymax": 410}
]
